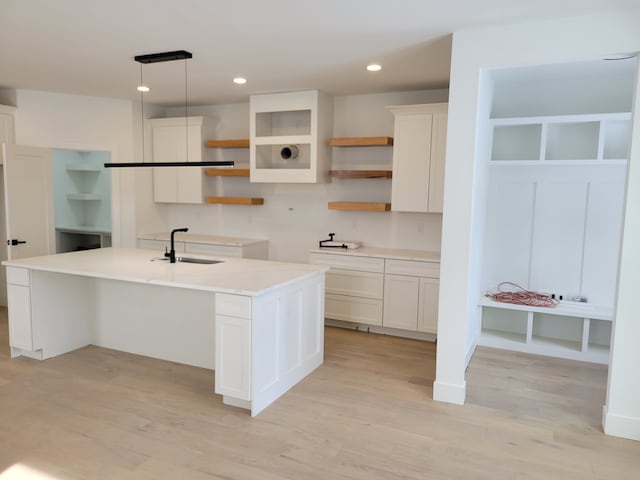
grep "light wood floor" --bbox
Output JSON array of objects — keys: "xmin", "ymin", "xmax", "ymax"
[{"xmin": 0, "ymin": 308, "xmax": 637, "ymax": 479}]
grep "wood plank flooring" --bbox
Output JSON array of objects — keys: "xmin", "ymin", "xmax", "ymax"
[{"xmin": 0, "ymin": 307, "xmax": 637, "ymax": 479}]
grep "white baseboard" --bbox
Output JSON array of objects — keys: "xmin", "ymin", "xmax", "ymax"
[
  {"xmin": 433, "ymin": 379, "xmax": 466, "ymax": 405},
  {"xmin": 603, "ymin": 406, "xmax": 640, "ymax": 441}
]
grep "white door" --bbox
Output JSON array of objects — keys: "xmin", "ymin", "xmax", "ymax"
[{"xmin": 2, "ymin": 144, "xmax": 55, "ymax": 260}]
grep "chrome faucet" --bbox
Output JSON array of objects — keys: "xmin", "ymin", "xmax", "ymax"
[{"xmin": 166, "ymin": 227, "xmax": 189, "ymax": 263}]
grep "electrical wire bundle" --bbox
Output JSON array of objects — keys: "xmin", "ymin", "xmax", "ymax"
[{"xmin": 485, "ymin": 282, "xmax": 559, "ymax": 308}]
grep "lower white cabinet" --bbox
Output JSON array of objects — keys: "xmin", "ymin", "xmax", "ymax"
[
  {"xmin": 383, "ymin": 274, "xmax": 419, "ymax": 330},
  {"xmin": 215, "ymin": 313, "xmax": 251, "ymax": 401},
  {"xmin": 309, "ymin": 249, "xmax": 440, "ymax": 335},
  {"xmin": 6, "ymin": 267, "xmax": 33, "ymax": 353},
  {"xmin": 418, "ymin": 277, "xmax": 439, "ymax": 334}
]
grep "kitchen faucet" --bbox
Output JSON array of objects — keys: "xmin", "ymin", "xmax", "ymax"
[{"xmin": 166, "ymin": 227, "xmax": 189, "ymax": 263}]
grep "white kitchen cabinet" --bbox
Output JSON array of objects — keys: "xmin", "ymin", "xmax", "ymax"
[
  {"xmin": 0, "ymin": 104, "xmax": 16, "ymax": 147},
  {"xmin": 6, "ymin": 267, "xmax": 33, "ymax": 354},
  {"xmin": 151, "ymin": 116, "xmax": 211, "ymax": 204},
  {"xmin": 383, "ymin": 274, "xmax": 419, "ymax": 330},
  {"xmin": 387, "ymin": 103, "xmax": 448, "ymax": 213},
  {"xmin": 250, "ymin": 90, "xmax": 333, "ymax": 183},
  {"xmin": 418, "ymin": 277, "xmax": 439, "ymax": 334},
  {"xmin": 215, "ymin": 299, "xmax": 252, "ymax": 401},
  {"xmin": 309, "ymin": 248, "xmax": 440, "ymax": 336}
]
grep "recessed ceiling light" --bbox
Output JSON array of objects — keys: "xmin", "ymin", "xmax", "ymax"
[
  {"xmin": 137, "ymin": 85, "xmax": 150, "ymax": 92},
  {"xmin": 233, "ymin": 77, "xmax": 247, "ymax": 85},
  {"xmin": 366, "ymin": 64, "xmax": 382, "ymax": 72}
]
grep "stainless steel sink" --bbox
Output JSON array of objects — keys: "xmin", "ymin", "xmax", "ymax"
[{"xmin": 177, "ymin": 257, "xmax": 223, "ymax": 265}]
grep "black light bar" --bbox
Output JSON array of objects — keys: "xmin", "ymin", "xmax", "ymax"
[
  {"xmin": 104, "ymin": 161, "xmax": 235, "ymax": 168},
  {"xmin": 134, "ymin": 50, "xmax": 193, "ymax": 64}
]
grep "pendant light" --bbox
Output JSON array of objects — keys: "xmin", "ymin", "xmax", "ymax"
[{"xmin": 105, "ymin": 50, "xmax": 234, "ymax": 168}]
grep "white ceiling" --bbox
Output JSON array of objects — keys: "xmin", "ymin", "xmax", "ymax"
[{"xmin": 0, "ymin": 0, "xmax": 637, "ymax": 106}]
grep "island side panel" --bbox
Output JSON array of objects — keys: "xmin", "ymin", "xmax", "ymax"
[
  {"xmin": 250, "ymin": 271, "xmax": 325, "ymax": 416},
  {"xmin": 17, "ymin": 270, "xmax": 95, "ymax": 359},
  {"xmin": 94, "ymin": 279, "xmax": 216, "ymax": 370}
]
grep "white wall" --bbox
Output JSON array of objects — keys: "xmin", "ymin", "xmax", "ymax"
[
  {"xmin": 14, "ymin": 90, "xmax": 137, "ymax": 247},
  {"xmin": 435, "ymin": 9, "xmax": 640, "ymax": 441},
  {"xmin": 150, "ymin": 89, "xmax": 449, "ymax": 263}
]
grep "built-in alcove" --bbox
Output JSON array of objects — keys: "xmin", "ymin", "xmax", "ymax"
[{"xmin": 478, "ymin": 57, "xmax": 638, "ymax": 363}]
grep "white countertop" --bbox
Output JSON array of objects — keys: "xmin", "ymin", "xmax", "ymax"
[
  {"xmin": 4, "ymin": 248, "xmax": 326, "ymax": 296},
  {"xmin": 139, "ymin": 232, "xmax": 267, "ymax": 246},
  {"xmin": 309, "ymin": 246, "xmax": 440, "ymax": 263}
]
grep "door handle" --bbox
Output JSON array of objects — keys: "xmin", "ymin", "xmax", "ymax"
[{"xmin": 8, "ymin": 239, "xmax": 27, "ymax": 246}]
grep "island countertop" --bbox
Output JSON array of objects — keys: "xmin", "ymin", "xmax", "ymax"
[{"xmin": 3, "ymin": 247, "xmax": 327, "ymax": 296}]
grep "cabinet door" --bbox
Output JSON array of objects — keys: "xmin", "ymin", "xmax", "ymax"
[
  {"xmin": 177, "ymin": 167, "xmax": 204, "ymax": 204},
  {"xmin": 428, "ymin": 113, "xmax": 447, "ymax": 213},
  {"xmin": 153, "ymin": 167, "xmax": 178, "ymax": 203},
  {"xmin": 418, "ymin": 277, "xmax": 439, "ymax": 334},
  {"xmin": 325, "ymin": 293, "xmax": 383, "ymax": 326},
  {"xmin": 7, "ymin": 283, "xmax": 33, "ymax": 351},
  {"xmin": 383, "ymin": 274, "xmax": 419, "ymax": 330},
  {"xmin": 215, "ymin": 314, "xmax": 251, "ymax": 401},
  {"xmin": 391, "ymin": 113, "xmax": 433, "ymax": 212}
]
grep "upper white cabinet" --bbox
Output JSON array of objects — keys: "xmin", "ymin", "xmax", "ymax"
[
  {"xmin": 151, "ymin": 116, "xmax": 211, "ymax": 203},
  {"xmin": 250, "ymin": 90, "xmax": 333, "ymax": 183},
  {"xmin": 387, "ymin": 103, "xmax": 448, "ymax": 213},
  {"xmin": 0, "ymin": 105, "xmax": 16, "ymax": 150}
]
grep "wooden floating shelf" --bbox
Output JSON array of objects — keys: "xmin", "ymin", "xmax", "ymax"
[
  {"xmin": 328, "ymin": 202, "xmax": 391, "ymax": 212},
  {"xmin": 205, "ymin": 168, "xmax": 250, "ymax": 177},
  {"xmin": 329, "ymin": 136, "xmax": 394, "ymax": 147},
  {"xmin": 206, "ymin": 196, "xmax": 264, "ymax": 205},
  {"xmin": 330, "ymin": 170, "xmax": 392, "ymax": 179},
  {"xmin": 206, "ymin": 139, "xmax": 250, "ymax": 148}
]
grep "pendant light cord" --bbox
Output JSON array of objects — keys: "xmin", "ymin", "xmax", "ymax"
[
  {"xmin": 140, "ymin": 63, "xmax": 145, "ymax": 164},
  {"xmin": 185, "ymin": 57, "xmax": 189, "ymax": 163}
]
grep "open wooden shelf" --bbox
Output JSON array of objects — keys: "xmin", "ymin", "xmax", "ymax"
[
  {"xmin": 330, "ymin": 170, "xmax": 392, "ymax": 179},
  {"xmin": 206, "ymin": 196, "xmax": 264, "ymax": 205},
  {"xmin": 328, "ymin": 201, "xmax": 391, "ymax": 212},
  {"xmin": 206, "ymin": 139, "xmax": 250, "ymax": 148},
  {"xmin": 329, "ymin": 136, "xmax": 394, "ymax": 147},
  {"xmin": 205, "ymin": 168, "xmax": 250, "ymax": 177}
]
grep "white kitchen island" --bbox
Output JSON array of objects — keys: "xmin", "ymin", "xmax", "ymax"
[{"xmin": 3, "ymin": 248, "xmax": 327, "ymax": 416}]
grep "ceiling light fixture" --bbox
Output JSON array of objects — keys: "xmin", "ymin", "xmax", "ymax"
[
  {"xmin": 233, "ymin": 77, "xmax": 247, "ymax": 85},
  {"xmin": 105, "ymin": 50, "xmax": 234, "ymax": 168},
  {"xmin": 366, "ymin": 64, "xmax": 382, "ymax": 72}
]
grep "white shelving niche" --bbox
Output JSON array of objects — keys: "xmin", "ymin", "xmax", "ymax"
[
  {"xmin": 250, "ymin": 90, "xmax": 333, "ymax": 183},
  {"xmin": 480, "ymin": 110, "xmax": 631, "ymax": 364}
]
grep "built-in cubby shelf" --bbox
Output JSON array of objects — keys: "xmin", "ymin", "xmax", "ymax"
[
  {"xmin": 329, "ymin": 136, "xmax": 394, "ymax": 147},
  {"xmin": 206, "ymin": 196, "xmax": 264, "ymax": 205},
  {"xmin": 206, "ymin": 139, "xmax": 250, "ymax": 148},
  {"xmin": 490, "ymin": 112, "xmax": 631, "ymax": 164},
  {"xmin": 205, "ymin": 168, "xmax": 250, "ymax": 177},
  {"xmin": 478, "ymin": 298, "xmax": 612, "ymax": 364},
  {"xmin": 328, "ymin": 201, "xmax": 391, "ymax": 212},
  {"xmin": 329, "ymin": 170, "xmax": 392, "ymax": 179}
]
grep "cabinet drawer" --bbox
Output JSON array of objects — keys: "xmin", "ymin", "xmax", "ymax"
[
  {"xmin": 309, "ymin": 252, "xmax": 384, "ymax": 273},
  {"xmin": 7, "ymin": 267, "xmax": 30, "ymax": 286},
  {"xmin": 325, "ymin": 294, "xmax": 383, "ymax": 326},
  {"xmin": 385, "ymin": 259, "xmax": 439, "ymax": 278},
  {"xmin": 216, "ymin": 293, "xmax": 251, "ymax": 319},
  {"xmin": 185, "ymin": 242, "xmax": 240, "ymax": 258},
  {"xmin": 326, "ymin": 269, "xmax": 383, "ymax": 299},
  {"xmin": 137, "ymin": 238, "xmax": 186, "ymax": 253}
]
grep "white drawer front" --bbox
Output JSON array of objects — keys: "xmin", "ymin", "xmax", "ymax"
[
  {"xmin": 385, "ymin": 259, "xmax": 440, "ymax": 278},
  {"xmin": 326, "ymin": 269, "xmax": 383, "ymax": 299},
  {"xmin": 216, "ymin": 293, "xmax": 251, "ymax": 318},
  {"xmin": 309, "ymin": 253, "xmax": 384, "ymax": 273},
  {"xmin": 325, "ymin": 294, "xmax": 383, "ymax": 326},
  {"xmin": 185, "ymin": 242, "xmax": 241, "ymax": 258},
  {"xmin": 137, "ymin": 238, "xmax": 186, "ymax": 253},
  {"xmin": 6, "ymin": 267, "xmax": 30, "ymax": 286}
]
